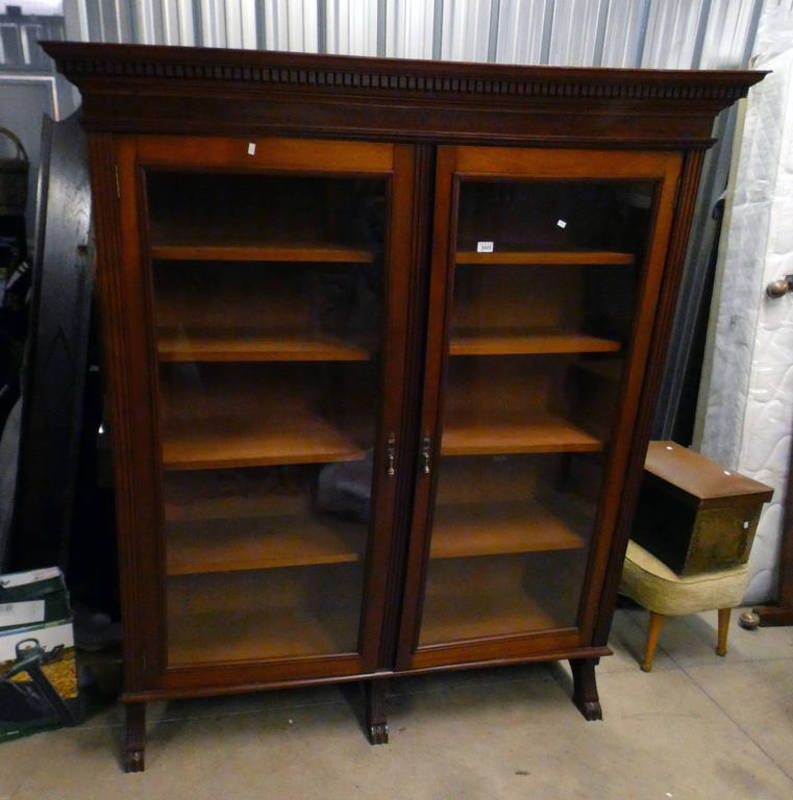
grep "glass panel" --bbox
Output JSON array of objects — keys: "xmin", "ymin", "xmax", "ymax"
[
  {"xmin": 419, "ymin": 178, "xmax": 655, "ymax": 646},
  {"xmin": 145, "ymin": 170, "xmax": 386, "ymax": 665}
]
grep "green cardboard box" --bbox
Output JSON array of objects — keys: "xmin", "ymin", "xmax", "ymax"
[{"xmin": 1, "ymin": 567, "xmax": 80, "ymax": 742}]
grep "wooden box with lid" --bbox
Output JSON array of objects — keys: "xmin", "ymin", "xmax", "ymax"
[{"xmin": 632, "ymin": 441, "xmax": 774, "ymax": 576}]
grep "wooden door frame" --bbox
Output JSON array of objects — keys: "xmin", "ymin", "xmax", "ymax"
[{"xmin": 105, "ymin": 133, "xmax": 419, "ymax": 693}]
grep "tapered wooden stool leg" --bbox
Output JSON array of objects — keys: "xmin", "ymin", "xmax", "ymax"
[
  {"xmin": 642, "ymin": 612, "xmax": 664, "ymax": 672},
  {"xmin": 716, "ymin": 608, "xmax": 731, "ymax": 656}
]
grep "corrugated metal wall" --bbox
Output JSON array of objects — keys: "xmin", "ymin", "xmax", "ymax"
[
  {"xmin": 5, "ymin": 0, "xmax": 769, "ymax": 441},
  {"xmin": 58, "ymin": 0, "xmax": 761, "ymax": 70},
  {"xmin": 0, "ymin": 11, "xmax": 64, "ymax": 69}
]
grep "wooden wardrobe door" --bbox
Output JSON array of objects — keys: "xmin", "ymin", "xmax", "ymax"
[{"xmin": 396, "ymin": 146, "xmax": 682, "ymax": 671}]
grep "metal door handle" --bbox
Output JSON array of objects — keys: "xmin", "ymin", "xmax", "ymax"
[
  {"xmin": 386, "ymin": 432, "xmax": 396, "ymax": 477},
  {"xmin": 420, "ymin": 434, "xmax": 431, "ymax": 475},
  {"xmin": 766, "ymin": 275, "xmax": 793, "ymax": 298}
]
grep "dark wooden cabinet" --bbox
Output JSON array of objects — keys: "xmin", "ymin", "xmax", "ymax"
[{"xmin": 43, "ymin": 41, "xmax": 762, "ymax": 771}]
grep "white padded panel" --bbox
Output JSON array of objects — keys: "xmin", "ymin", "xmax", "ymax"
[{"xmin": 699, "ymin": 36, "xmax": 793, "ymax": 603}]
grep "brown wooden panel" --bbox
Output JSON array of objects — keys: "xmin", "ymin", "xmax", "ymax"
[
  {"xmin": 431, "ymin": 498, "xmax": 587, "ymax": 559},
  {"xmin": 375, "ymin": 143, "xmax": 436, "ymax": 669},
  {"xmin": 43, "ymin": 43, "xmax": 763, "ymax": 149},
  {"xmin": 442, "ymin": 410, "xmax": 603, "ymax": 456},
  {"xmin": 645, "ymin": 440, "xmax": 773, "ymax": 508},
  {"xmin": 166, "ymin": 515, "xmax": 365, "ymax": 575},
  {"xmin": 354, "ymin": 143, "xmax": 419, "ymax": 670},
  {"xmin": 455, "ymin": 147, "xmax": 684, "ymax": 179},
  {"xmin": 126, "ymin": 643, "xmax": 608, "ymax": 699},
  {"xmin": 105, "ymin": 133, "xmax": 173, "ymax": 688},
  {"xmin": 396, "ymin": 145, "xmax": 459, "ymax": 665},
  {"xmin": 403, "ymin": 642, "xmax": 608, "ymax": 673},
  {"xmin": 162, "ymin": 409, "xmax": 366, "ymax": 470},
  {"xmin": 591, "ymin": 151, "xmax": 700, "ymax": 647},
  {"xmin": 136, "ymin": 134, "xmax": 394, "ymax": 173},
  {"xmin": 575, "ymin": 153, "xmax": 683, "ymax": 640},
  {"xmin": 151, "ymin": 245, "xmax": 375, "ymax": 263},
  {"xmin": 456, "ymin": 250, "xmax": 634, "ymax": 265},
  {"xmin": 157, "ymin": 330, "xmax": 370, "ymax": 363},
  {"xmin": 91, "ymin": 133, "xmax": 161, "ymax": 692},
  {"xmin": 449, "ymin": 331, "xmax": 620, "ymax": 356},
  {"xmin": 141, "ymin": 659, "xmax": 371, "ymax": 695},
  {"xmin": 167, "ymin": 565, "xmax": 363, "ymax": 664},
  {"xmin": 162, "ymin": 466, "xmax": 367, "ymax": 576},
  {"xmin": 419, "ymin": 556, "xmax": 570, "ymax": 644}
]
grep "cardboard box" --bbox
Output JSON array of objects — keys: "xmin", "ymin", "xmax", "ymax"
[{"xmin": 0, "ymin": 567, "xmax": 80, "ymax": 742}]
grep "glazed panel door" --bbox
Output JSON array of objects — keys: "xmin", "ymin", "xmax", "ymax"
[
  {"xmin": 115, "ymin": 136, "xmax": 415, "ymax": 688},
  {"xmin": 397, "ymin": 146, "xmax": 682, "ymax": 670}
]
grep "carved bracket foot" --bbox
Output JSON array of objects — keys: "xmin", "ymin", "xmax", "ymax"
[
  {"xmin": 368, "ymin": 722, "xmax": 389, "ymax": 745},
  {"xmin": 569, "ymin": 658, "xmax": 602, "ymax": 721},
  {"xmin": 124, "ymin": 702, "xmax": 146, "ymax": 773},
  {"xmin": 365, "ymin": 679, "xmax": 389, "ymax": 746},
  {"xmin": 576, "ymin": 700, "xmax": 603, "ymax": 721},
  {"xmin": 125, "ymin": 749, "xmax": 145, "ymax": 773}
]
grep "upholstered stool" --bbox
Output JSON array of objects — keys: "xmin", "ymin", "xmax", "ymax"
[{"xmin": 619, "ymin": 540, "xmax": 750, "ymax": 671}]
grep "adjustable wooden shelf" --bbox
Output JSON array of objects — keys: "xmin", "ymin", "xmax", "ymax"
[
  {"xmin": 454, "ymin": 250, "xmax": 635, "ymax": 265},
  {"xmin": 151, "ymin": 244, "xmax": 375, "ymax": 262}
]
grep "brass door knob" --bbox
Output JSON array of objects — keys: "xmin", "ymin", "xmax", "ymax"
[{"xmin": 766, "ymin": 275, "xmax": 793, "ymax": 298}]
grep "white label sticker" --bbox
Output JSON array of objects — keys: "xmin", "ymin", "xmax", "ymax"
[
  {"xmin": 556, "ymin": 219, "xmax": 567, "ymax": 229},
  {"xmin": 476, "ymin": 241, "xmax": 494, "ymax": 253},
  {"xmin": 0, "ymin": 567, "xmax": 61, "ymax": 588},
  {"xmin": 247, "ymin": 142, "xmax": 256, "ymax": 155},
  {"xmin": 0, "ymin": 600, "xmax": 46, "ymax": 627}
]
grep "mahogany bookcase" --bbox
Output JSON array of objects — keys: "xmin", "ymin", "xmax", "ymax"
[{"xmin": 42, "ymin": 41, "xmax": 763, "ymax": 771}]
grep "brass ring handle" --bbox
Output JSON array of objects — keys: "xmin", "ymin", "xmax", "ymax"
[{"xmin": 767, "ymin": 275, "xmax": 793, "ymax": 298}]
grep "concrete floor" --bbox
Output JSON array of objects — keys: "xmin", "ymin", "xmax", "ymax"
[{"xmin": 2, "ymin": 606, "xmax": 792, "ymax": 799}]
